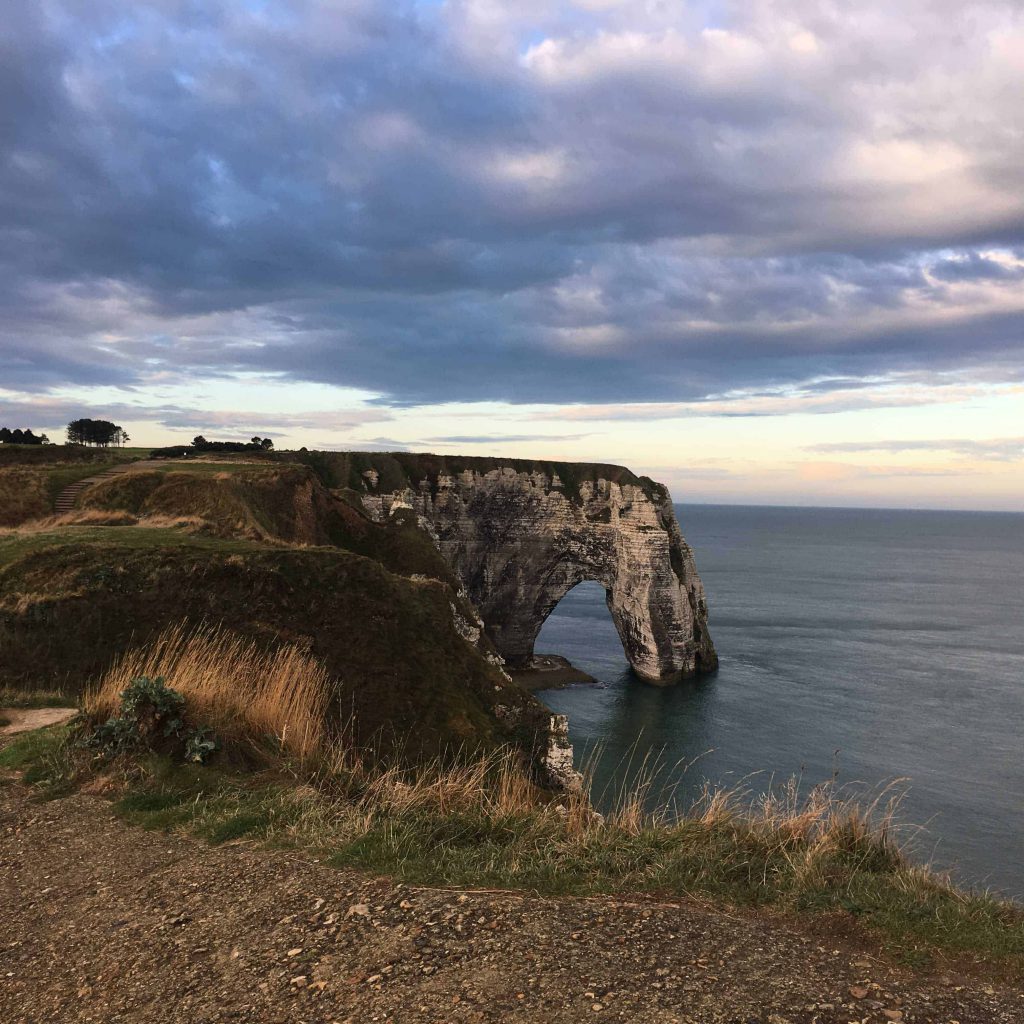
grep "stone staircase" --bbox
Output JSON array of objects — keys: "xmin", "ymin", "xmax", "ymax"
[{"xmin": 52, "ymin": 460, "xmax": 163, "ymax": 516}]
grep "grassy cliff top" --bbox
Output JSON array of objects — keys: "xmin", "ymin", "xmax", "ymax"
[{"xmin": 285, "ymin": 451, "xmax": 665, "ymax": 502}]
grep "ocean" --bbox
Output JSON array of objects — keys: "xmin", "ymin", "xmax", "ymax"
[{"xmin": 535, "ymin": 504, "xmax": 1024, "ymax": 897}]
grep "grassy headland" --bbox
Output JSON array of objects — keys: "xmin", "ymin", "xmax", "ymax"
[{"xmin": 1, "ymin": 446, "xmax": 1021, "ymax": 979}]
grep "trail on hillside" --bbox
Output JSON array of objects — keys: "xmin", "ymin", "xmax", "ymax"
[{"xmin": 1, "ymin": 783, "xmax": 1020, "ymax": 1024}]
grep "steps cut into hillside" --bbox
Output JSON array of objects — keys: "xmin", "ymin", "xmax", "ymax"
[{"xmin": 52, "ymin": 460, "xmax": 164, "ymax": 515}]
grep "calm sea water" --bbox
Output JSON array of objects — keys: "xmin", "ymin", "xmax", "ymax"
[{"xmin": 536, "ymin": 504, "xmax": 1024, "ymax": 897}]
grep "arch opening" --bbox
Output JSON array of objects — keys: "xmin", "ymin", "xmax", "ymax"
[{"xmin": 533, "ymin": 580, "xmax": 629, "ymax": 682}]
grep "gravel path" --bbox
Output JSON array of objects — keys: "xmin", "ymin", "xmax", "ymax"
[{"xmin": 1, "ymin": 783, "xmax": 1021, "ymax": 1024}]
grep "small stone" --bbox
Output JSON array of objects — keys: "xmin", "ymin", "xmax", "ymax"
[
  {"xmin": 883, "ymin": 1011, "xmax": 904, "ymax": 1021},
  {"xmin": 366, "ymin": 974, "xmax": 383, "ymax": 985},
  {"xmin": 849, "ymin": 985, "xmax": 869, "ymax": 1000},
  {"xmin": 290, "ymin": 976, "xmax": 308, "ymax": 988},
  {"xmin": 287, "ymin": 948, "xmax": 303, "ymax": 957},
  {"xmin": 592, "ymin": 1003, "xmax": 604, "ymax": 1012},
  {"xmin": 347, "ymin": 904, "xmax": 371, "ymax": 918}
]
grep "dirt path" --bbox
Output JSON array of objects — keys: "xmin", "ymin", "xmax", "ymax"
[
  {"xmin": 1, "ymin": 783, "xmax": 1020, "ymax": 1024},
  {"xmin": 0, "ymin": 707, "xmax": 77, "ymax": 735}
]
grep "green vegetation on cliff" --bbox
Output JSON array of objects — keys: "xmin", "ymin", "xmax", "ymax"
[
  {"xmin": 0, "ymin": 528, "xmax": 540, "ymax": 761},
  {"xmin": 0, "ymin": 452, "xmax": 551, "ymax": 767},
  {"xmin": 0, "ymin": 446, "xmax": 146, "ymax": 527}
]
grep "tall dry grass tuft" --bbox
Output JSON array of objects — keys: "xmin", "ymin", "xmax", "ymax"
[
  {"xmin": 356, "ymin": 748, "xmax": 545, "ymax": 818},
  {"xmin": 689, "ymin": 773, "xmax": 909, "ymax": 880},
  {"xmin": 84, "ymin": 623, "xmax": 334, "ymax": 763},
  {"xmin": 11, "ymin": 509, "xmax": 140, "ymax": 532}
]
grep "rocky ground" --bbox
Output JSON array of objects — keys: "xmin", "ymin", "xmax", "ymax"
[
  {"xmin": 509, "ymin": 654, "xmax": 597, "ymax": 690},
  {"xmin": 2, "ymin": 780, "xmax": 1021, "ymax": 1024}
]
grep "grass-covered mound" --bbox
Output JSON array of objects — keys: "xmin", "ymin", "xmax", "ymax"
[
  {"xmin": 73, "ymin": 462, "xmax": 463, "ymax": 586},
  {"xmin": 0, "ymin": 528, "xmax": 545, "ymax": 762},
  {"xmin": 0, "ymin": 446, "xmax": 149, "ymax": 527}
]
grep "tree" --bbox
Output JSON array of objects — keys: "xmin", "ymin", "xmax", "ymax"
[
  {"xmin": 66, "ymin": 418, "xmax": 123, "ymax": 447},
  {"xmin": 260, "ymin": 437, "xmax": 274, "ymax": 450},
  {"xmin": 192, "ymin": 436, "xmax": 208, "ymax": 449},
  {"xmin": 250, "ymin": 436, "xmax": 262, "ymax": 447}
]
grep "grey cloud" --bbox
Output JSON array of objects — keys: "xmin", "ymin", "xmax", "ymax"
[
  {"xmin": 0, "ymin": 1, "xmax": 1022, "ymax": 408},
  {"xmin": 929, "ymin": 255, "xmax": 1024, "ymax": 282}
]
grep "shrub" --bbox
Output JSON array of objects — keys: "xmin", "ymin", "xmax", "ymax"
[{"xmin": 87, "ymin": 675, "xmax": 218, "ymax": 763}]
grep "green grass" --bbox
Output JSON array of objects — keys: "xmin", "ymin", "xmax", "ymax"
[
  {"xmin": 0, "ymin": 722, "xmax": 78, "ymax": 789},
  {"xmin": 0, "ymin": 526, "xmax": 265, "ymax": 568},
  {"xmin": 152, "ymin": 461, "xmax": 286, "ymax": 475},
  {"xmin": 0, "ymin": 687, "xmax": 74, "ymax": 709}
]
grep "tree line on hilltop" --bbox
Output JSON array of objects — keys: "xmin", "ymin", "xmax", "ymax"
[
  {"xmin": 0, "ymin": 427, "xmax": 51, "ymax": 445},
  {"xmin": 2, "ymin": 417, "xmax": 278, "ymax": 453}
]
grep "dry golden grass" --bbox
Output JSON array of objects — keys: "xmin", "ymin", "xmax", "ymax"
[
  {"xmin": 351, "ymin": 748, "xmax": 557, "ymax": 819},
  {"xmin": 2, "ymin": 510, "xmax": 212, "ymax": 534},
  {"xmin": 21, "ymin": 510, "xmax": 140, "ymax": 530},
  {"xmin": 84, "ymin": 623, "xmax": 333, "ymax": 763},
  {"xmin": 0, "ymin": 466, "xmax": 50, "ymax": 527}
]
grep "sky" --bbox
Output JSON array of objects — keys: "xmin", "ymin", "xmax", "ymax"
[{"xmin": 1, "ymin": 0, "xmax": 1022, "ymax": 510}]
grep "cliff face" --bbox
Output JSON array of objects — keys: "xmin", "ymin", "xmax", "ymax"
[{"xmin": 355, "ymin": 457, "xmax": 717, "ymax": 683}]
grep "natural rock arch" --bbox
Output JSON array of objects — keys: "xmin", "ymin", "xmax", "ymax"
[{"xmin": 357, "ymin": 457, "xmax": 717, "ymax": 683}]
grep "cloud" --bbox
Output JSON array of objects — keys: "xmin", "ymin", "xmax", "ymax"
[
  {"xmin": 807, "ymin": 438, "xmax": 1024, "ymax": 461},
  {"xmin": 533, "ymin": 377, "xmax": 1019, "ymax": 420},
  {"xmin": 420, "ymin": 433, "xmax": 595, "ymax": 444},
  {"xmin": 0, "ymin": 393, "xmax": 390, "ymax": 438},
  {"xmin": 0, "ymin": 1, "xmax": 1022, "ymax": 409}
]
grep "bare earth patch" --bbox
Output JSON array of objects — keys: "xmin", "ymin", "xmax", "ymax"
[
  {"xmin": 0, "ymin": 707, "xmax": 77, "ymax": 735},
  {"xmin": 0, "ymin": 783, "xmax": 1021, "ymax": 1024}
]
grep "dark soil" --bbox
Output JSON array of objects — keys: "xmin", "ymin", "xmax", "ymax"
[{"xmin": 1, "ymin": 782, "xmax": 1020, "ymax": 1024}]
